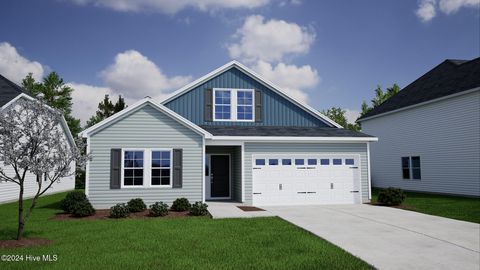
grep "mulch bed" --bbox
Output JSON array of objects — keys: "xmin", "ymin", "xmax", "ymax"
[
  {"xmin": 237, "ymin": 206, "xmax": 266, "ymax": 212},
  {"xmin": 368, "ymin": 202, "xmax": 415, "ymax": 210},
  {"xmin": 51, "ymin": 209, "xmax": 191, "ymax": 221},
  {"xmin": 0, "ymin": 238, "xmax": 52, "ymax": 249}
]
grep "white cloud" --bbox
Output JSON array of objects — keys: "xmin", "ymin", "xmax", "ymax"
[
  {"xmin": 0, "ymin": 42, "xmax": 44, "ymax": 83},
  {"xmin": 70, "ymin": 0, "xmax": 270, "ymax": 14},
  {"xmin": 227, "ymin": 15, "xmax": 315, "ymax": 63},
  {"xmin": 344, "ymin": 109, "xmax": 360, "ymax": 124},
  {"xmin": 100, "ymin": 50, "xmax": 192, "ymax": 101},
  {"xmin": 416, "ymin": 0, "xmax": 479, "ymax": 21},
  {"xmin": 252, "ymin": 60, "xmax": 319, "ymax": 103},
  {"xmin": 68, "ymin": 83, "xmax": 117, "ymax": 124}
]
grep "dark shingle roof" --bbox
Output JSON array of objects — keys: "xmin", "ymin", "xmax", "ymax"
[
  {"xmin": 358, "ymin": 57, "xmax": 480, "ymax": 121},
  {"xmin": 0, "ymin": 74, "xmax": 29, "ymax": 107},
  {"xmin": 200, "ymin": 125, "xmax": 374, "ymax": 137}
]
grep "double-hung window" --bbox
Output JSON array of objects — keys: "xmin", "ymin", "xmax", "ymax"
[
  {"xmin": 213, "ymin": 88, "xmax": 254, "ymax": 121},
  {"xmin": 402, "ymin": 156, "xmax": 421, "ymax": 180},
  {"xmin": 151, "ymin": 150, "xmax": 172, "ymax": 186},
  {"xmin": 123, "ymin": 151, "xmax": 144, "ymax": 186}
]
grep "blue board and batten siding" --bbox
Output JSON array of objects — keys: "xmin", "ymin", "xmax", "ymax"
[
  {"xmin": 164, "ymin": 67, "xmax": 329, "ymax": 127},
  {"xmin": 88, "ymin": 104, "xmax": 203, "ymax": 209}
]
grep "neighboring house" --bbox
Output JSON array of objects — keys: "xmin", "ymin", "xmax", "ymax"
[
  {"xmin": 358, "ymin": 58, "xmax": 480, "ymax": 197},
  {"xmin": 81, "ymin": 61, "xmax": 377, "ymax": 209},
  {"xmin": 0, "ymin": 74, "xmax": 76, "ymax": 204}
]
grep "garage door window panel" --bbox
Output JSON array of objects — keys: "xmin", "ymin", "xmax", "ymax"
[
  {"xmin": 255, "ymin": 159, "xmax": 265, "ymax": 166},
  {"xmin": 282, "ymin": 159, "xmax": 292, "ymax": 165},
  {"xmin": 320, "ymin": 159, "xmax": 330, "ymax": 165},
  {"xmin": 333, "ymin": 159, "xmax": 342, "ymax": 165},
  {"xmin": 269, "ymin": 159, "xmax": 279, "ymax": 165},
  {"xmin": 295, "ymin": 159, "xmax": 304, "ymax": 165}
]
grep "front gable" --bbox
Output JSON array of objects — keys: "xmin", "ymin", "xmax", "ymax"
[{"xmin": 163, "ymin": 64, "xmax": 335, "ymax": 127}]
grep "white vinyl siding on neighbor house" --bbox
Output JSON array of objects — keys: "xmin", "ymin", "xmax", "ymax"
[
  {"xmin": 243, "ymin": 142, "xmax": 370, "ymax": 205},
  {"xmin": 361, "ymin": 90, "xmax": 480, "ymax": 196},
  {"xmin": 87, "ymin": 104, "xmax": 203, "ymax": 209}
]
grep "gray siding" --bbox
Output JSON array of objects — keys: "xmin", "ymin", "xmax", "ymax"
[
  {"xmin": 88, "ymin": 104, "xmax": 203, "ymax": 209},
  {"xmin": 243, "ymin": 143, "xmax": 370, "ymax": 204},
  {"xmin": 362, "ymin": 90, "xmax": 480, "ymax": 196},
  {"xmin": 164, "ymin": 67, "xmax": 330, "ymax": 127}
]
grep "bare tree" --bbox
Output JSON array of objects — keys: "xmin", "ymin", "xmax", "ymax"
[{"xmin": 0, "ymin": 97, "xmax": 89, "ymax": 240}]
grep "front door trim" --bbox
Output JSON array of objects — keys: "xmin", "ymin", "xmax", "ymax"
[{"xmin": 206, "ymin": 153, "xmax": 231, "ymax": 200}]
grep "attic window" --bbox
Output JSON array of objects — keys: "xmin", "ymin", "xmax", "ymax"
[{"xmin": 213, "ymin": 88, "xmax": 254, "ymax": 122}]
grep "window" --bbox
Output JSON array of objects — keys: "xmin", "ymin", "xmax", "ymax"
[
  {"xmin": 282, "ymin": 159, "xmax": 292, "ymax": 165},
  {"xmin": 402, "ymin": 157, "xmax": 410, "ymax": 179},
  {"xmin": 255, "ymin": 159, "xmax": 265, "ymax": 166},
  {"xmin": 151, "ymin": 151, "xmax": 171, "ymax": 186},
  {"xmin": 124, "ymin": 151, "xmax": 144, "ymax": 186},
  {"xmin": 320, "ymin": 159, "xmax": 329, "ymax": 165},
  {"xmin": 213, "ymin": 89, "xmax": 254, "ymax": 121},
  {"xmin": 237, "ymin": 90, "xmax": 253, "ymax": 120},
  {"xmin": 295, "ymin": 159, "xmax": 304, "ymax": 165},
  {"xmin": 269, "ymin": 159, "xmax": 279, "ymax": 165},
  {"xmin": 345, "ymin": 159, "xmax": 354, "ymax": 165},
  {"xmin": 333, "ymin": 159, "xmax": 342, "ymax": 165},
  {"xmin": 308, "ymin": 159, "xmax": 317, "ymax": 165},
  {"xmin": 411, "ymin": 156, "xmax": 421, "ymax": 179}
]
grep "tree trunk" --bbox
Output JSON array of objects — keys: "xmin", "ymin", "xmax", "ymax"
[{"xmin": 16, "ymin": 185, "xmax": 24, "ymax": 240}]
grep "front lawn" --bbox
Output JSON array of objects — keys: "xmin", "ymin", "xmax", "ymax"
[
  {"xmin": 0, "ymin": 192, "xmax": 372, "ymax": 270},
  {"xmin": 372, "ymin": 188, "xmax": 480, "ymax": 223}
]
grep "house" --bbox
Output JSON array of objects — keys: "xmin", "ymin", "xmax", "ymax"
[
  {"xmin": 357, "ymin": 58, "xmax": 480, "ymax": 197},
  {"xmin": 0, "ymin": 74, "xmax": 76, "ymax": 204},
  {"xmin": 80, "ymin": 61, "xmax": 377, "ymax": 209}
]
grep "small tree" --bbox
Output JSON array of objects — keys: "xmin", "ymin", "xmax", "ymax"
[
  {"xmin": 85, "ymin": 95, "xmax": 126, "ymax": 128},
  {"xmin": 0, "ymin": 97, "xmax": 89, "ymax": 240},
  {"xmin": 321, "ymin": 107, "xmax": 360, "ymax": 132}
]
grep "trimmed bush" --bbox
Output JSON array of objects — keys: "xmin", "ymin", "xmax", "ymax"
[
  {"xmin": 127, "ymin": 198, "xmax": 146, "ymax": 212},
  {"xmin": 377, "ymin": 187, "xmax": 406, "ymax": 206},
  {"xmin": 149, "ymin": 202, "xmax": 169, "ymax": 217},
  {"xmin": 189, "ymin": 202, "xmax": 209, "ymax": 216},
  {"xmin": 171, "ymin": 198, "xmax": 191, "ymax": 212},
  {"xmin": 72, "ymin": 200, "xmax": 96, "ymax": 217},
  {"xmin": 110, "ymin": 203, "xmax": 130, "ymax": 218},
  {"xmin": 60, "ymin": 191, "xmax": 88, "ymax": 213}
]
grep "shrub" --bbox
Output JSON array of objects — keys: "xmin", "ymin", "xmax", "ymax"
[
  {"xmin": 189, "ymin": 202, "xmax": 209, "ymax": 216},
  {"xmin": 72, "ymin": 200, "xmax": 96, "ymax": 217},
  {"xmin": 60, "ymin": 191, "xmax": 87, "ymax": 213},
  {"xmin": 127, "ymin": 198, "xmax": 146, "ymax": 212},
  {"xmin": 110, "ymin": 203, "xmax": 130, "ymax": 218},
  {"xmin": 171, "ymin": 198, "xmax": 191, "ymax": 212},
  {"xmin": 149, "ymin": 202, "xmax": 169, "ymax": 217},
  {"xmin": 377, "ymin": 187, "xmax": 406, "ymax": 206}
]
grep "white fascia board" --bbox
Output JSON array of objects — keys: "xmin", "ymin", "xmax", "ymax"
[
  {"xmin": 160, "ymin": 60, "xmax": 343, "ymax": 128},
  {"xmin": 358, "ymin": 87, "xmax": 480, "ymax": 122},
  {"xmin": 80, "ymin": 97, "xmax": 212, "ymax": 138},
  {"xmin": 208, "ymin": 136, "xmax": 378, "ymax": 143}
]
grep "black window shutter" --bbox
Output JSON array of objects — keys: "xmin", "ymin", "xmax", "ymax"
[
  {"xmin": 172, "ymin": 149, "xmax": 183, "ymax": 188},
  {"xmin": 204, "ymin": 88, "xmax": 213, "ymax": 121},
  {"xmin": 110, "ymin": 149, "xmax": 121, "ymax": 189},
  {"xmin": 254, "ymin": 89, "xmax": 262, "ymax": 122}
]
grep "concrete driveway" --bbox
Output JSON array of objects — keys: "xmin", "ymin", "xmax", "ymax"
[{"xmin": 264, "ymin": 204, "xmax": 480, "ymax": 270}]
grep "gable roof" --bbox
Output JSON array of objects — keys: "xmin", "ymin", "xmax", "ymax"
[
  {"xmin": 358, "ymin": 57, "xmax": 480, "ymax": 121},
  {"xmin": 80, "ymin": 97, "xmax": 212, "ymax": 138},
  {"xmin": 160, "ymin": 60, "xmax": 343, "ymax": 128}
]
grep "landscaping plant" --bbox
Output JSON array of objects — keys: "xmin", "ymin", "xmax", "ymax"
[
  {"xmin": 377, "ymin": 187, "xmax": 405, "ymax": 206},
  {"xmin": 127, "ymin": 198, "xmax": 146, "ymax": 212},
  {"xmin": 72, "ymin": 200, "xmax": 96, "ymax": 217},
  {"xmin": 110, "ymin": 203, "xmax": 130, "ymax": 218},
  {"xmin": 149, "ymin": 202, "xmax": 169, "ymax": 217},
  {"xmin": 60, "ymin": 191, "xmax": 88, "ymax": 213},
  {"xmin": 171, "ymin": 198, "xmax": 191, "ymax": 211},
  {"xmin": 190, "ymin": 202, "xmax": 209, "ymax": 216}
]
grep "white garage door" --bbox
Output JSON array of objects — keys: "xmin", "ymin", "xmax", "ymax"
[{"xmin": 252, "ymin": 154, "xmax": 361, "ymax": 206}]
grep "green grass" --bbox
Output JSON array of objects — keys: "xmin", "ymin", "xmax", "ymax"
[
  {"xmin": 0, "ymin": 192, "xmax": 372, "ymax": 270},
  {"xmin": 372, "ymin": 188, "xmax": 480, "ymax": 223}
]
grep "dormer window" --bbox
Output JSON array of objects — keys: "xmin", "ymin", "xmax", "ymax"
[{"xmin": 213, "ymin": 88, "xmax": 254, "ymax": 121}]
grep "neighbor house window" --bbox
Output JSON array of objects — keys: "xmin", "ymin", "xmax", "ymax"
[
  {"xmin": 151, "ymin": 150, "xmax": 171, "ymax": 186},
  {"xmin": 402, "ymin": 156, "xmax": 421, "ymax": 180},
  {"xmin": 213, "ymin": 88, "xmax": 254, "ymax": 121},
  {"xmin": 123, "ymin": 151, "xmax": 144, "ymax": 186}
]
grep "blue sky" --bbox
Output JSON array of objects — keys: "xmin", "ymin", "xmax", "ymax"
[{"xmin": 0, "ymin": 0, "xmax": 478, "ymax": 123}]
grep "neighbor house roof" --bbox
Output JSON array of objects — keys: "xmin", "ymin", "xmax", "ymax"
[
  {"xmin": 358, "ymin": 57, "xmax": 480, "ymax": 121},
  {"xmin": 201, "ymin": 125, "xmax": 374, "ymax": 138},
  {"xmin": 0, "ymin": 74, "xmax": 30, "ymax": 107}
]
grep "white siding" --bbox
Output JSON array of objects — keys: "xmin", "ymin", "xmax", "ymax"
[
  {"xmin": 361, "ymin": 90, "xmax": 480, "ymax": 196},
  {"xmin": 243, "ymin": 142, "xmax": 370, "ymax": 204},
  {"xmin": 87, "ymin": 104, "xmax": 204, "ymax": 209}
]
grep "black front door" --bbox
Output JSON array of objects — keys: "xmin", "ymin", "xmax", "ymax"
[{"xmin": 211, "ymin": 155, "xmax": 230, "ymax": 198}]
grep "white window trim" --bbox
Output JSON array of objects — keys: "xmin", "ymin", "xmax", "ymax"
[
  {"xmin": 213, "ymin": 88, "xmax": 255, "ymax": 122},
  {"xmin": 121, "ymin": 148, "xmax": 173, "ymax": 189},
  {"xmin": 402, "ymin": 156, "xmax": 421, "ymax": 181},
  {"xmin": 150, "ymin": 149, "xmax": 173, "ymax": 188}
]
